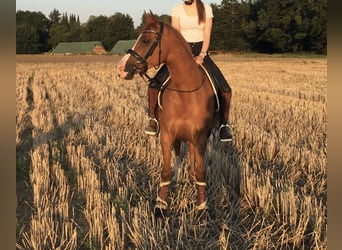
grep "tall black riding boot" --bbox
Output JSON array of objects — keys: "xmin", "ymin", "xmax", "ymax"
[
  {"xmin": 145, "ymin": 87, "xmax": 159, "ymax": 135},
  {"xmin": 219, "ymin": 92, "xmax": 233, "ymax": 142}
]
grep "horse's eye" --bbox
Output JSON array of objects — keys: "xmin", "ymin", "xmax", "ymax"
[{"xmin": 142, "ymin": 38, "xmax": 149, "ymax": 44}]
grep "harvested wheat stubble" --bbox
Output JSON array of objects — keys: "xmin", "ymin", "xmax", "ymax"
[{"xmin": 16, "ymin": 55, "xmax": 326, "ymax": 249}]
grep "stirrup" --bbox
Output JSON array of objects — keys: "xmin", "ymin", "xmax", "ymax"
[
  {"xmin": 145, "ymin": 117, "xmax": 160, "ymax": 135},
  {"xmin": 219, "ymin": 124, "xmax": 233, "ymax": 142}
]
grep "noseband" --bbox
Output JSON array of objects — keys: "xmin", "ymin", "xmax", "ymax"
[{"xmin": 126, "ymin": 22, "xmax": 164, "ymax": 80}]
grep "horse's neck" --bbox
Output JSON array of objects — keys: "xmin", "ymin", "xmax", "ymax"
[
  {"xmin": 161, "ymin": 26, "xmax": 204, "ymax": 89},
  {"xmin": 167, "ymin": 55, "xmax": 202, "ymax": 90}
]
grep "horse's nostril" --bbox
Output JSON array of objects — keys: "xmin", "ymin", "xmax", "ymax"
[{"xmin": 125, "ymin": 64, "xmax": 135, "ymax": 73}]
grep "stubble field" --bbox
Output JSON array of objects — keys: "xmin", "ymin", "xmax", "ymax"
[{"xmin": 16, "ymin": 54, "xmax": 327, "ymax": 249}]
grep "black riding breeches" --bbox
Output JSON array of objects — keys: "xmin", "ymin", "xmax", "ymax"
[
  {"xmin": 149, "ymin": 42, "xmax": 231, "ymax": 93},
  {"xmin": 149, "ymin": 64, "xmax": 169, "ymax": 89}
]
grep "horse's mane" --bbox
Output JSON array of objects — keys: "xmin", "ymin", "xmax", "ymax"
[{"xmin": 167, "ymin": 24, "xmax": 194, "ymax": 57}]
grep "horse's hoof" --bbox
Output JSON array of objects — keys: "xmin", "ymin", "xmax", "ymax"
[{"xmin": 154, "ymin": 207, "xmax": 168, "ymax": 219}]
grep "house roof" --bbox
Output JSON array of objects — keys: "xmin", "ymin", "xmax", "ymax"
[
  {"xmin": 52, "ymin": 41, "xmax": 104, "ymax": 54},
  {"xmin": 111, "ymin": 40, "xmax": 136, "ymax": 55}
]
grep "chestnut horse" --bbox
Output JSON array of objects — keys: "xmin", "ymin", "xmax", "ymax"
[{"xmin": 117, "ymin": 13, "xmax": 218, "ymax": 217}]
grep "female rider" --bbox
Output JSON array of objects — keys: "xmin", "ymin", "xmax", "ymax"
[{"xmin": 145, "ymin": 0, "xmax": 233, "ymax": 142}]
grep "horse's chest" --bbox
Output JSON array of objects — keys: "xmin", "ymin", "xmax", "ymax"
[{"xmin": 160, "ymin": 91, "xmax": 214, "ymax": 127}]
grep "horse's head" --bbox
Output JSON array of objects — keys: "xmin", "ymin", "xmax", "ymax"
[{"xmin": 117, "ymin": 12, "xmax": 165, "ymax": 80}]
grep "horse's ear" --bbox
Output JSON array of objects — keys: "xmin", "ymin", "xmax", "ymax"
[{"xmin": 144, "ymin": 10, "xmax": 158, "ymax": 25}]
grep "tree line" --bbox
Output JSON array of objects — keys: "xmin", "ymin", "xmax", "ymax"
[{"xmin": 16, "ymin": 0, "xmax": 327, "ymax": 55}]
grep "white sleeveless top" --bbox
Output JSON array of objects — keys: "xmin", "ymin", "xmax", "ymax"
[{"xmin": 171, "ymin": 3, "xmax": 214, "ymax": 43}]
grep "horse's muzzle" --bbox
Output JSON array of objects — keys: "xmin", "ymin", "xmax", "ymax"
[
  {"xmin": 124, "ymin": 71, "xmax": 134, "ymax": 80},
  {"xmin": 122, "ymin": 64, "xmax": 136, "ymax": 80}
]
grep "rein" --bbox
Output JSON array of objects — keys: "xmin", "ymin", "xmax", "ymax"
[
  {"xmin": 127, "ymin": 21, "xmax": 206, "ymax": 93},
  {"xmin": 164, "ymin": 70, "xmax": 206, "ymax": 93}
]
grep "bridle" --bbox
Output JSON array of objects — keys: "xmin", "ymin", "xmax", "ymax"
[
  {"xmin": 126, "ymin": 21, "xmax": 206, "ymax": 93},
  {"xmin": 126, "ymin": 22, "xmax": 164, "ymax": 81}
]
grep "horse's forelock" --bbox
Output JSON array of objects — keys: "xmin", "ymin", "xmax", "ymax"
[{"xmin": 144, "ymin": 12, "xmax": 159, "ymax": 30}]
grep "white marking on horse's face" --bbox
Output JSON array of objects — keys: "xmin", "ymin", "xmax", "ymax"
[
  {"xmin": 116, "ymin": 35, "xmax": 143, "ymax": 80},
  {"xmin": 116, "ymin": 54, "xmax": 129, "ymax": 79}
]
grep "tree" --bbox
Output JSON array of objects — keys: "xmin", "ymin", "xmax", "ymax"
[
  {"xmin": 48, "ymin": 24, "xmax": 70, "ymax": 48},
  {"xmin": 48, "ymin": 11, "xmax": 86, "ymax": 48},
  {"xmin": 49, "ymin": 8, "xmax": 61, "ymax": 24},
  {"xmin": 61, "ymin": 13, "xmax": 69, "ymax": 27},
  {"xmin": 104, "ymin": 13, "xmax": 134, "ymax": 50},
  {"xmin": 302, "ymin": 0, "xmax": 327, "ymax": 54},
  {"xmin": 84, "ymin": 15, "xmax": 110, "ymax": 43},
  {"xmin": 83, "ymin": 13, "xmax": 134, "ymax": 51},
  {"xmin": 16, "ymin": 2, "xmax": 326, "ymax": 55},
  {"xmin": 16, "ymin": 10, "xmax": 51, "ymax": 53},
  {"xmin": 211, "ymin": 0, "xmax": 250, "ymax": 51},
  {"xmin": 251, "ymin": 0, "xmax": 327, "ymax": 54},
  {"xmin": 16, "ymin": 23, "xmax": 40, "ymax": 53},
  {"xmin": 254, "ymin": 0, "xmax": 294, "ymax": 53},
  {"xmin": 211, "ymin": 3, "xmax": 225, "ymax": 50}
]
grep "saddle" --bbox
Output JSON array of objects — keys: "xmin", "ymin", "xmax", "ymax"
[{"xmin": 151, "ymin": 64, "xmax": 220, "ymax": 112}]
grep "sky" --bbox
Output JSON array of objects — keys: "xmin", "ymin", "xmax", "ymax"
[{"xmin": 16, "ymin": 0, "xmax": 223, "ymax": 27}]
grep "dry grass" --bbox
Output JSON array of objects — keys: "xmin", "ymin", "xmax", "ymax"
[{"xmin": 16, "ymin": 55, "xmax": 327, "ymax": 249}]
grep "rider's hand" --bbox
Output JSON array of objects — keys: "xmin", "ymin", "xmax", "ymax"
[{"xmin": 194, "ymin": 55, "xmax": 204, "ymax": 65}]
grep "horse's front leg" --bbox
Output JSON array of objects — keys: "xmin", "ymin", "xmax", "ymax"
[
  {"xmin": 155, "ymin": 134, "xmax": 173, "ymax": 217},
  {"xmin": 188, "ymin": 142, "xmax": 195, "ymax": 181},
  {"xmin": 192, "ymin": 141, "xmax": 209, "ymax": 225},
  {"xmin": 195, "ymin": 159, "xmax": 207, "ymax": 210},
  {"xmin": 193, "ymin": 139, "xmax": 208, "ymax": 211},
  {"xmin": 171, "ymin": 139, "xmax": 181, "ymax": 183}
]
